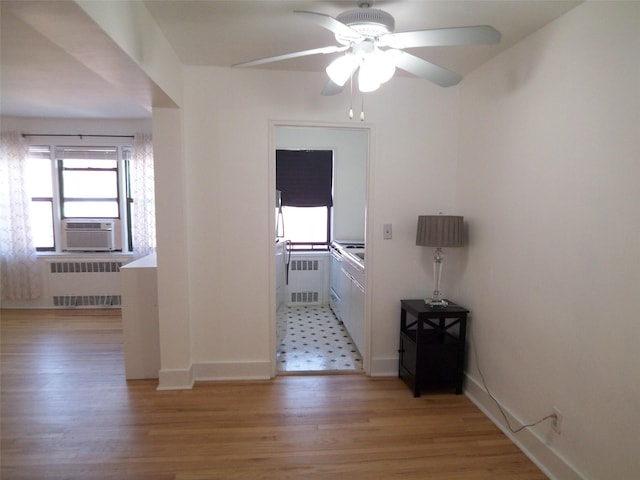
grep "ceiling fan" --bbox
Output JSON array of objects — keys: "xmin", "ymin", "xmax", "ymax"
[{"xmin": 233, "ymin": 1, "xmax": 501, "ymax": 95}]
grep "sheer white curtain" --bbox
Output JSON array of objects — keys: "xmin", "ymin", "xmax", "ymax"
[
  {"xmin": 0, "ymin": 132, "xmax": 41, "ymax": 300},
  {"xmin": 131, "ymin": 133, "xmax": 156, "ymax": 258}
]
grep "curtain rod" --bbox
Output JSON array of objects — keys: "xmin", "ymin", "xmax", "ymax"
[{"xmin": 21, "ymin": 133, "xmax": 135, "ymax": 139}]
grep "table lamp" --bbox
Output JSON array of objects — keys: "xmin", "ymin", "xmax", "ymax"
[{"xmin": 416, "ymin": 215, "xmax": 464, "ymax": 307}]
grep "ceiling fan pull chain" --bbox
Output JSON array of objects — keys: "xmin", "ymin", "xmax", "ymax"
[{"xmin": 360, "ymin": 96, "xmax": 365, "ymax": 121}]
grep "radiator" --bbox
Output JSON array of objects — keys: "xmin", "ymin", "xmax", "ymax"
[
  {"xmin": 291, "ymin": 259, "xmax": 319, "ymax": 272},
  {"xmin": 289, "ymin": 291, "xmax": 320, "ymax": 304},
  {"xmin": 287, "ymin": 256, "xmax": 327, "ymax": 306},
  {"xmin": 53, "ymin": 295, "xmax": 121, "ymax": 307},
  {"xmin": 48, "ymin": 260, "xmax": 125, "ymax": 308}
]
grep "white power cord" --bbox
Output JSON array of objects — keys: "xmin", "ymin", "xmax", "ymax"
[{"xmin": 469, "ymin": 329, "xmax": 557, "ymax": 434}]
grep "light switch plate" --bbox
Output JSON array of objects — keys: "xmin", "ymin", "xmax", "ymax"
[{"xmin": 383, "ymin": 224, "xmax": 392, "ymax": 239}]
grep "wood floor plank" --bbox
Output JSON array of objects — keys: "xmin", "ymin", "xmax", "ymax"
[{"xmin": 0, "ymin": 309, "xmax": 548, "ymax": 479}]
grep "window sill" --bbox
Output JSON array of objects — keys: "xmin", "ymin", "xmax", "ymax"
[
  {"xmin": 289, "ymin": 250, "xmax": 329, "ymax": 256},
  {"xmin": 36, "ymin": 251, "xmax": 134, "ymax": 259}
]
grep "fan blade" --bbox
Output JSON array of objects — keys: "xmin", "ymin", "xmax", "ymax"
[
  {"xmin": 294, "ymin": 10, "xmax": 363, "ymax": 42},
  {"xmin": 379, "ymin": 25, "xmax": 501, "ymax": 49},
  {"xmin": 233, "ymin": 45, "xmax": 347, "ymax": 68},
  {"xmin": 321, "ymin": 80, "xmax": 344, "ymax": 96},
  {"xmin": 394, "ymin": 51, "xmax": 461, "ymax": 87}
]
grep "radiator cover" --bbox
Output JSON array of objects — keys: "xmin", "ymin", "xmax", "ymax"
[
  {"xmin": 48, "ymin": 259, "xmax": 124, "ymax": 308},
  {"xmin": 287, "ymin": 256, "xmax": 327, "ymax": 306}
]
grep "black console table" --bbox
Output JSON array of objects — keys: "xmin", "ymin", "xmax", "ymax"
[{"xmin": 398, "ymin": 299, "xmax": 469, "ymax": 397}]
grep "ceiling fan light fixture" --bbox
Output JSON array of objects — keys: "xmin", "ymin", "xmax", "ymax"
[
  {"xmin": 326, "ymin": 53, "xmax": 359, "ymax": 87},
  {"xmin": 370, "ymin": 48, "xmax": 397, "ymax": 84},
  {"xmin": 352, "ymin": 47, "xmax": 398, "ymax": 92},
  {"xmin": 358, "ymin": 57, "xmax": 381, "ymax": 92}
]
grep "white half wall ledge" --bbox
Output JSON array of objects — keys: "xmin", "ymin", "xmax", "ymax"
[
  {"xmin": 464, "ymin": 374, "xmax": 586, "ymax": 480},
  {"xmin": 157, "ymin": 367, "xmax": 194, "ymax": 390},
  {"xmin": 192, "ymin": 361, "xmax": 273, "ymax": 381}
]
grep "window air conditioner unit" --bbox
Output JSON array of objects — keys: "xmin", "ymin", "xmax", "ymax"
[{"xmin": 63, "ymin": 220, "xmax": 115, "ymax": 251}]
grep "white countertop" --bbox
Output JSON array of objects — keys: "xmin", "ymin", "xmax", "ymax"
[
  {"xmin": 120, "ymin": 253, "xmax": 157, "ymax": 269},
  {"xmin": 332, "ymin": 242, "xmax": 365, "ymax": 271}
]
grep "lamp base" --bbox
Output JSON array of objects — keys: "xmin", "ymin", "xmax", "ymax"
[
  {"xmin": 425, "ymin": 298, "xmax": 449, "ymax": 307},
  {"xmin": 425, "ymin": 248, "xmax": 448, "ymax": 307}
]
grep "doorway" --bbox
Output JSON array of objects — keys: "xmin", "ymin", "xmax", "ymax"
[{"xmin": 273, "ymin": 124, "xmax": 369, "ymax": 375}]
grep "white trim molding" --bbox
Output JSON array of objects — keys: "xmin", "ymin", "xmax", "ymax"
[
  {"xmin": 192, "ymin": 361, "xmax": 273, "ymax": 382},
  {"xmin": 369, "ymin": 356, "xmax": 398, "ymax": 377},
  {"xmin": 157, "ymin": 366, "xmax": 194, "ymax": 390}
]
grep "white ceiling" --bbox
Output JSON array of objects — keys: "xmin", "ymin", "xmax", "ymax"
[{"xmin": 0, "ymin": 0, "xmax": 582, "ymax": 119}]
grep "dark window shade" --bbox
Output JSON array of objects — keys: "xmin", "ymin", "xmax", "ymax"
[{"xmin": 276, "ymin": 150, "xmax": 333, "ymax": 207}]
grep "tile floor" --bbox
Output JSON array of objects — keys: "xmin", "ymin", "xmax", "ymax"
[{"xmin": 277, "ymin": 305, "xmax": 363, "ymax": 373}]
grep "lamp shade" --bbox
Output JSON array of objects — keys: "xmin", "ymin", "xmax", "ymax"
[{"xmin": 416, "ymin": 215, "xmax": 464, "ymax": 247}]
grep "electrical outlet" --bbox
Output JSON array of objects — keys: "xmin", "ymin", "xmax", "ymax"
[{"xmin": 552, "ymin": 407, "xmax": 563, "ymax": 434}]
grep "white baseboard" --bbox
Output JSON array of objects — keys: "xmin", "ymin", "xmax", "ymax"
[
  {"xmin": 192, "ymin": 361, "xmax": 273, "ymax": 381},
  {"xmin": 464, "ymin": 374, "xmax": 585, "ymax": 480},
  {"xmin": 156, "ymin": 361, "xmax": 272, "ymax": 390},
  {"xmin": 368, "ymin": 356, "xmax": 398, "ymax": 377},
  {"xmin": 157, "ymin": 366, "xmax": 194, "ymax": 390}
]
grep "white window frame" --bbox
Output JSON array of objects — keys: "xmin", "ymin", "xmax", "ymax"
[{"xmin": 26, "ymin": 140, "xmax": 133, "ymax": 253}]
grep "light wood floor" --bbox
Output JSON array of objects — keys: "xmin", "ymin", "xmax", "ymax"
[{"xmin": 0, "ymin": 309, "xmax": 547, "ymax": 480}]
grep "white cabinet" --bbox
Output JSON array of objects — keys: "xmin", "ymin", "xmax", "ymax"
[
  {"xmin": 329, "ymin": 250, "xmax": 344, "ymax": 321},
  {"xmin": 349, "ymin": 274, "xmax": 365, "ymax": 353},
  {"xmin": 337, "ymin": 265, "xmax": 352, "ymax": 322},
  {"xmin": 329, "ymin": 248, "xmax": 365, "ymax": 355},
  {"xmin": 275, "ymin": 241, "xmax": 287, "ymax": 350},
  {"xmin": 341, "ymin": 265, "xmax": 364, "ymax": 354},
  {"xmin": 275, "ymin": 241, "xmax": 286, "ymax": 312}
]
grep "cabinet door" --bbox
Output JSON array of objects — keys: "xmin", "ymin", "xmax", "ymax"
[
  {"xmin": 275, "ymin": 242, "xmax": 285, "ymax": 311},
  {"xmin": 337, "ymin": 267, "xmax": 352, "ymax": 324},
  {"xmin": 350, "ymin": 278, "xmax": 364, "ymax": 353},
  {"xmin": 329, "ymin": 253, "xmax": 342, "ymax": 319},
  {"xmin": 329, "ymin": 252, "xmax": 342, "ymax": 291},
  {"xmin": 399, "ymin": 332, "xmax": 417, "ymax": 377}
]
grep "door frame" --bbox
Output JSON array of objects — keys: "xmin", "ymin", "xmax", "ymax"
[{"xmin": 268, "ymin": 120, "xmax": 374, "ymax": 377}]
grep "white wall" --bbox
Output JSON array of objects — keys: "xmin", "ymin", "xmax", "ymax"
[
  {"xmin": 179, "ymin": 65, "xmax": 460, "ymax": 378},
  {"xmin": 456, "ymin": 2, "xmax": 640, "ymax": 479}
]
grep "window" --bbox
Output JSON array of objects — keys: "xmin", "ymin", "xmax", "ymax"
[
  {"xmin": 26, "ymin": 144, "xmax": 132, "ymax": 252},
  {"xmin": 58, "ymin": 147, "xmax": 121, "ymax": 218},
  {"xmin": 276, "ymin": 149, "xmax": 333, "ymax": 250},
  {"xmin": 281, "ymin": 206, "xmax": 329, "ymax": 246}
]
